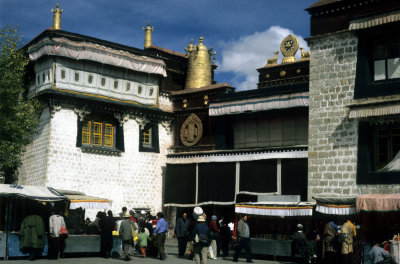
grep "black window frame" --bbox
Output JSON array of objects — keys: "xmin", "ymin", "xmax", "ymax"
[
  {"xmin": 354, "ymin": 23, "xmax": 400, "ymax": 99},
  {"xmin": 76, "ymin": 114, "xmax": 124, "ymax": 154},
  {"xmin": 357, "ymin": 121, "xmax": 400, "ymax": 184},
  {"xmin": 139, "ymin": 122, "xmax": 159, "ymax": 153}
]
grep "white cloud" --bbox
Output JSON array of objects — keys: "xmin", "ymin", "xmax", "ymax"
[{"xmin": 218, "ymin": 26, "xmax": 309, "ymax": 91}]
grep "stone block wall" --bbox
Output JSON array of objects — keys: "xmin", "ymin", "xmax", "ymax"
[
  {"xmin": 19, "ymin": 108, "xmax": 51, "ymax": 186},
  {"xmin": 308, "ymin": 31, "xmax": 360, "ymax": 199},
  {"xmin": 308, "ymin": 31, "xmax": 400, "ymax": 199},
  {"xmin": 19, "ymin": 106, "xmax": 173, "ymax": 218}
]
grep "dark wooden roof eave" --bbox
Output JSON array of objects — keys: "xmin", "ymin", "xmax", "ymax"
[{"xmin": 23, "ymin": 28, "xmax": 162, "ymax": 61}]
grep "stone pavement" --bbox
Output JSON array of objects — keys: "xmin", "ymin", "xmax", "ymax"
[{"xmin": 3, "ymin": 238, "xmax": 301, "ymax": 264}]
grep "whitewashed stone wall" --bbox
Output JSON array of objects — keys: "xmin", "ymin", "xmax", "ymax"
[
  {"xmin": 19, "ymin": 108, "xmax": 52, "ymax": 186},
  {"xmin": 308, "ymin": 31, "xmax": 400, "ymax": 199},
  {"xmin": 159, "ymin": 93, "xmax": 173, "ymax": 112},
  {"xmin": 19, "ymin": 106, "xmax": 173, "ymax": 218}
]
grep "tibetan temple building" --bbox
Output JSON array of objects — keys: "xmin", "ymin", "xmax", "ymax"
[{"xmin": 14, "ymin": 0, "xmax": 400, "ymax": 241}]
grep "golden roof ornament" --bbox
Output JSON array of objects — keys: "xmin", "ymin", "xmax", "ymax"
[
  {"xmin": 265, "ymin": 51, "xmax": 279, "ymax": 67},
  {"xmin": 185, "ymin": 39, "xmax": 194, "ymax": 55},
  {"xmin": 185, "ymin": 37, "xmax": 216, "ymax": 89},
  {"xmin": 51, "ymin": 2, "xmax": 63, "ymax": 30},
  {"xmin": 300, "ymin": 47, "xmax": 311, "ymax": 60},
  {"xmin": 280, "ymin": 34, "xmax": 299, "ymax": 64},
  {"xmin": 143, "ymin": 21, "xmax": 154, "ymax": 49}
]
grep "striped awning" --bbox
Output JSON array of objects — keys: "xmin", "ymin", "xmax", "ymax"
[
  {"xmin": 167, "ymin": 149, "xmax": 308, "ymax": 164},
  {"xmin": 315, "ymin": 204, "xmax": 356, "ymax": 215},
  {"xmin": 349, "ymin": 10, "xmax": 400, "ymax": 30},
  {"xmin": 313, "ymin": 196, "xmax": 356, "ymax": 215},
  {"xmin": 66, "ymin": 194, "xmax": 112, "ymax": 210},
  {"xmin": 348, "ymin": 104, "xmax": 400, "ymax": 118},
  {"xmin": 235, "ymin": 202, "xmax": 315, "ymax": 217},
  {"xmin": 209, "ymin": 92, "xmax": 308, "ymax": 116}
]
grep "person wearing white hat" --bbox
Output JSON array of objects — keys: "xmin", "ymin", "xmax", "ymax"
[
  {"xmin": 119, "ymin": 212, "xmax": 137, "ymax": 261},
  {"xmin": 192, "ymin": 215, "xmax": 210, "ymax": 264}
]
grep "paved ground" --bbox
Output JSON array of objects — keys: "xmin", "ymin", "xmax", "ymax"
[{"xmin": 3, "ymin": 239, "xmax": 301, "ymax": 264}]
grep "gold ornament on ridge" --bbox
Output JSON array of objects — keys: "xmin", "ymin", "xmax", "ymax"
[
  {"xmin": 51, "ymin": 3, "xmax": 63, "ymax": 30},
  {"xmin": 266, "ymin": 51, "xmax": 279, "ymax": 67},
  {"xmin": 143, "ymin": 21, "xmax": 154, "ymax": 49},
  {"xmin": 185, "ymin": 37, "xmax": 216, "ymax": 89},
  {"xmin": 280, "ymin": 35, "xmax": 299, "ymax": 64}
]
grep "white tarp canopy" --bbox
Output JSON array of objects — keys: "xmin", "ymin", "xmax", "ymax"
[{"xmin": 0, "ymin": 184, "xmax": 66, "ymax": 201}]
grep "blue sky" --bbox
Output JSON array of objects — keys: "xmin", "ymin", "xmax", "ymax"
[{"xmin": 0, "ymin": 0, "xmax": 316, "ymax": 90}]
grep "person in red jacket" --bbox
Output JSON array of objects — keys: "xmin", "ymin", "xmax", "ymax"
[{"xmin": 209, "ymin": 215, "xmax": 219, "ymax": 259}]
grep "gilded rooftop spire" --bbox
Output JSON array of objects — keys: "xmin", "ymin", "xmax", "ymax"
[
  {"xmin": 185, "ymin": 37, "xmax": 216, "ymax": 89},
  {"xmin": 143, "ymin": 21, "xmax": 154, "ymax": 49},
  {"xmin": 51, "ymin": 3, "xmax": 63, "ymax": 30}
]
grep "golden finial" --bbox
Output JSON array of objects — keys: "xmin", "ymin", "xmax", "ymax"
[
  {"xmin": 266, "ymin": 51, "xmax": 279, "ymax": 67},
  {"xmin": 51, "ymin": 2, "xmax": 63, "ymax": 30},
  {"xmin": 300, "ymin": 47, "xmax": 311, "ymax": 61},
  {"xmin": 185, "ymin": 39, "xmax": 194, "ymax": 56},
  {"xmin": 185, "ymin": 37, "xmax": 215, "ymax": 89},
  {"xmin": 143, "ymin": 21, "xmax": 154, "ymax": 49}
]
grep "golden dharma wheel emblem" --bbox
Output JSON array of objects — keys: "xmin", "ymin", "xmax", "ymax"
[
  {"xmin": 180, "ymin": 113, "xmax": 203, "ymax": 146},
  {"xmin": 280, "ymin": 35, "xmax": 299, "ymax": 64}
]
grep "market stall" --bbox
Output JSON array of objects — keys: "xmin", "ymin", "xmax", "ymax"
[
  {"xmin": 235, "ymin": 201, "xmax": 315, "ymax": 258},
  {"xmin": 357, "ymin": 194, "xmax": 400, "ymax": 263},
  {"xmin": 0, "ymin": 184, "xmax": 67, "ymax": 260},
  {"xmin": 55, "ymin": 190, "xmax": 115, "ymax": 255}
]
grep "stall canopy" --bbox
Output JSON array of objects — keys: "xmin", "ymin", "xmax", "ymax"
[
  {"xmin": 357, "ymin": 194, "xmax": 400, "ymax": 212},
  {"xmin": 235, "ymin": 202, "xmax": 315, "ymax": 217},
  {"xmin": 313, "ymin": 196, "xmax": 357, "ymax": 215},
  {"xmin": 0, "ymin": 184, "xmax": 66, "ymax": 201},
  {"xmin": 57, "ymin": 190, "xmax": 112, "ymax": 210}
]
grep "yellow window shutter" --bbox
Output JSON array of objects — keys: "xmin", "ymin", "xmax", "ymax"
[
  {"xmin": 104, "ymin": 124, "xmax": 114, "ymax": 147},
  {"xmin": 82, "ymin": 121, "xmax": 91, "ymax": 145}
]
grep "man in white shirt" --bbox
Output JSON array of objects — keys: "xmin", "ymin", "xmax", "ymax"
[{"xmin": 48, "ymin": 209, "xmax": 66, "ymax": 259}]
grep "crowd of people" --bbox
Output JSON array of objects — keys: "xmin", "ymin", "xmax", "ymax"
[
  {"xmin": 17, "ymin": 206, "xmax": 398, "ymax": 263},
  {"xmin": 17, "ymin": 206, "xmax": 166, "ymax": 261},
  {"xmin": 172, "ymin": 207, "xmax": 249, "ymax": 264}
]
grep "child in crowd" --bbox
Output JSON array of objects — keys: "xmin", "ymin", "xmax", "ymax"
[{"xmin": 138, "ymin": 227, "xmax": 150, "ymax": 258}]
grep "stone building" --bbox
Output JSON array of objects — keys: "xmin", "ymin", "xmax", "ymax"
[
  {"xmin": 17, "ymin": 4, "xmax": 314, "ymax": 220},
  {"xmin": 306, "ymin": 0, "xmax": 400, "ymax": 200},
  {"xmin": 18, "ymin": 5, "xmax": 173, "ymax": 216}
]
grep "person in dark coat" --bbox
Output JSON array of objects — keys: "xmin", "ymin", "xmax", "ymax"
[
  {"xmin": 99, "ymin": 210, "xmax": 115, "ymax": 258},
  {"xmin": 219, "ymin": 219, "xmax": 231, "ymax": 257},
  {"xmin": 192, "ymin": 215, "xmax": 210, "ymax": 264},
  {"xmin": 291, "ymin": 223, "xmax": 315, "ymax": 263},
  {"xmin": 19, "ymin": 213, "xmax": 45, "ymax": 261},
  {"xmin": 174, "ymin": 211, "xmax": 190, "ymax": 258}
]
